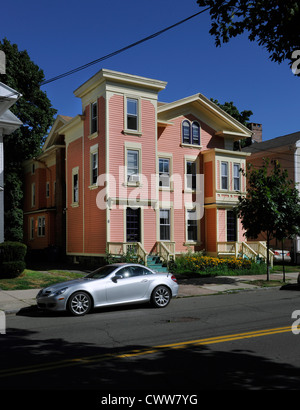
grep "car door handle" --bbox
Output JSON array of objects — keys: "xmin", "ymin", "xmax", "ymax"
[{"xmin": 141, "ymin": 279, "xmax": 148, "ymax": 283}]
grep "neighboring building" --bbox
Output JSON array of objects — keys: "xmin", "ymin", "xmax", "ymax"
[
  {"xmin": 0, "ymin": 82, "xmax": 22, "ymax": 243},
  {"xmin": 243, "ymin": 131, "xmax": 300, "ymax": 262},
  {"xmin": 24, "ymin": 69, "xmax": 269, "ymax": 265},
  {"xmin": 23, "ymin": 115, "xmax": 71, "ymax": 257}
]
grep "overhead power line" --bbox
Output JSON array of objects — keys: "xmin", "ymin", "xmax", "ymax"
[{"xmin": 41, "ymin": 7, "xmax": 211, "ymax": 86}]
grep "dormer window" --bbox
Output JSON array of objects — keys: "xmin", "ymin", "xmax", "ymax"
[
  {"xmin": 182, "ymin": 120, "xmax": 191, "ymax": 144},
  {"xmin": 182, "ymin": 120, "xmax": 201, "ymax": 146}
]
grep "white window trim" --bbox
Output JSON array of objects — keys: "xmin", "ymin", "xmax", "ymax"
[
  {"xmin": 89, "ymin": 100, "xmax": 98, "ymax": 138},
  {"xmin": 89, "ymin": 143, "xmax": 98, "ymax": 189},
  {"xmin": 158, "ymin": 152, "xmax": 173, "ymax": 191},
  {"xmin": 123, "ymin": 95, "xmax": 142, "ymax": 136},
  {"xmin": 233, "ymin": 163, "xmax": 241, "ymax": 191},
  {"xmin": 72, "ymin": 166, "xmax": 79, "ymax": 207},
  {"xmin": 46, "ymin": 181, "xmax": 50, "ymax": 198},
  {"xmin": 124, "ymin": 142, "xmax": 142, "ymax": 186},
  {"xmin": 221, "ymin": 161, "xmax": 229, "ymax": 190},
  {"xmin": 185, "ymin": 207, "xmax": 199, "ymax": 244},
  {"xmin": 29, "ymin": 217, "xmax": 34, "ymax": 240},
  {"xmin": 37, "ymin": 216, "xmax": 46, "ymax": 237},
  {"xmin": 184, "ymin": 155, "xmax": 198, "ymax": 192},
  {"xmin": 31, "ymin": 183, "xmax": 36, "ymax": 208}
]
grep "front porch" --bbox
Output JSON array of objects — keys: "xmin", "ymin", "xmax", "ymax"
[
  {"xmin": 107, "ymin": 240, "xmax": 273, "ymax": 268},
  {"xmin": 217, "ymin": 241, "xmax": 274, "ymax": 266}
]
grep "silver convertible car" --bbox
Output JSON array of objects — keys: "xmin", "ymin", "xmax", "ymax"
[{"xmin": 36, "ymin": 263, "xmax": 179, "ymax": 316}]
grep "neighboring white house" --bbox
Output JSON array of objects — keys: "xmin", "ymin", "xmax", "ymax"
[{"xmin": 0, "ymin": 81, "xmax": 22, "ymax": 243}]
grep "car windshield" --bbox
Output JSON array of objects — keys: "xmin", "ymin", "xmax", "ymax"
[{"xmin": 85, "ymin": 265, "xmax": 117, "ymax": 279}]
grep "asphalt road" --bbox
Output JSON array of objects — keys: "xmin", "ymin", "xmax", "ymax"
[{"xmin": 1, "ymin": 287, "xmax": 300, "ymax": 398}]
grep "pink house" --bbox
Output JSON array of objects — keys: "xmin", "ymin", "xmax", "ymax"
[{"xmin": 23, "ymin": 69, "xmax": 269, "ymax": 266}]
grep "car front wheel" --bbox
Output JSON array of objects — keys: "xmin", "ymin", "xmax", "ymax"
[
  {"xmin": 151, "ymin": 286, "xmax": 171, "ymax": 308},
  {"xmin": 68, "ymin": 291, "xmax": 92, "ymax": 316}
]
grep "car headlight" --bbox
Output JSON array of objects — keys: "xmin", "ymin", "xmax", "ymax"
[{"xmin": 50, "ymin": 287, "xmax": 68, "ymax": 297}]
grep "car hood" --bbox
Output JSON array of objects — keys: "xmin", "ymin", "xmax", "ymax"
[{"xmin": 42, "ymin": 278, "xmax": 89, "ymax": 292}]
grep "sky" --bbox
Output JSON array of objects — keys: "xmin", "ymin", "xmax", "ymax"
[{"xmin": 1, "ymin": 0, "xmax": 299, "ymax": 142}]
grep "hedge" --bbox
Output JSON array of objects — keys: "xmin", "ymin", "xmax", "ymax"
[{"xmin": 0, "ymin": 241, "xmax": 27, "ymax": 278}]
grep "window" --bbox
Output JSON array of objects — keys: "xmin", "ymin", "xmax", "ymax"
[
  {"xmin": 192, "ymin": 122, "xmax": 200, "ymax": 145},
  {"xmin": 72, "ymin": 168, "xmax": 79, "ymax": 204},
  {"xmin": 91, "ymin": 151, "xmax": 98, "ymax": 185},
  {"xmin": 182, "ymin": 120, "xmax": 191, "ymax": 144},
  {"xmin": 90, "ymin": 101, "xmax": 98, "ymax": 134},
  {"xmin": 38, "ymin": 216, "xmax": 45, "ymax": 237},
  {"xmin": 233, "ymin": 163, "xmax": 240, "ymax": 191},
  {"xmin": 221, "ymin": 162, "xmax": 228, "ymax": 190},
  {"xmin": 31, "ymin": 163, "xmax": 35, "ymax": 174},
  {"xmin": 182, "ymin": 120, "xmax": 200, "ymax": 145},
  {"xmin": 31, "ymin": 183, "xmax": 35, "ymax": 207},
  {"xmin": 127, "ymin": 98, "xmax": 138, "ymax": 131},
  {"xmin": 46, "ymin": 182, "xmax": 50, "ymax": 198},
  {"xmin": 186, "ymin": 161, "xmax": 197, "ymax": 190},
  {"xmin": 159, "ymin": 158, "xmax": 170, "ymax": 187},
  {"xmin": 127, "ymin": 150, "xmax": 139, "ymax": 183},
  {"xmin": 187, "ymin": 209, "xmax": 198, "ymax": 242},
  {"xmin": 160, "ymin": 209, "xmax": 170, "ymax": 241},
  {"xmin": 29, "ymin": 217, "xmax": 34, "ymax": 240}
]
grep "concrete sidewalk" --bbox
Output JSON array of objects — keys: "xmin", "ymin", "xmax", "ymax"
[{"xmin": 0, "ymin": 272, "xmax": 299, "ymax": 314}]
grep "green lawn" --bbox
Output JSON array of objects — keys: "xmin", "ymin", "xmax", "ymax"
[{"xmin": 0, "ymin": 269, "xmax": 85, "ymax": 290}]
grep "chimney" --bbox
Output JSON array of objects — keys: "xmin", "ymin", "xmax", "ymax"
[{"xmin": 249, "ymin": 123, "xmax": 262, "ymax": 143}]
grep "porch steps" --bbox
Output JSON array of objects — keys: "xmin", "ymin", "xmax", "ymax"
[{"xmin": 147, "ymin": 255, "xmax": 169, "ymax": 273}]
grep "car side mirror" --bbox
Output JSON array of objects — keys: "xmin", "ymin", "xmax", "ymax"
[{"xmin": 112, "ymin": 275, "xmax": 122, "ymax": 283}]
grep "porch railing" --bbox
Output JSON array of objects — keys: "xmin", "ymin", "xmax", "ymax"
[
  {"xmin": 107, "ymin": 242, "xmax": 148, "ymax": 265},
  {"xmin": 156, "ymin": 241, "xmax": 175, "ymax": 264},
  {"xmin": 217, "ymin": 241, "xmax": 274, "ymax": 266}
]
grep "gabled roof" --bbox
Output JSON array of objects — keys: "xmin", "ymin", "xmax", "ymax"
[
  {"xmin": 157, "ymin": 93, "xmax": 252, "ymax": 140},
  {"xmin": 42, "ymin": 115, "xmax": 73, "ymax": 151},
  {"xmin": 243, "ymin": 131, "xmax": 300, "ymax": 155}
]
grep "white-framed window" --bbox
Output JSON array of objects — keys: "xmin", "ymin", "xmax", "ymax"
[
  {"xmin": 72, "ymin": 167, "xmax": 79, "ymax": 205},
  {"xmin": 37, "ymin": 216, "xmax": 45, "ymax": 237},
  {"xmin": 186, "ymin": 209, "xmax": 198, "ymax": 242},
  {"xmin": 90, "ymin": 101, "xmax": 98, "ymax": 135},
  {"xmin": 31, "ymin": 183, "xmax": 36, "ymax": 207},
  {"xmin": 159, "ymin": 209, "xmax": 170, "ymax": 241},
  {"xmin": 182, "ymin": 120, "xmax": 201, "ymax": 146},
  {"xmin": 126, "ymin": 98, "xmax": 138, "ymax": 131},
  {"xmin": 186, "ymin": 160, "xmax": 197, "ymax": 190},
  {"xmin": 159, "ymin": 158, "xmax": 170, "ymax": 188},
  {"xmin": 221, "ymin": 161, "xmax": 228, "ymax": 190},
  {"xmin": 127, "ymin": 149, "xmax": 139, "ymax": 183},
  {"xmin": 46, "ymin": 181, "xmax": 50, "ymax": 198},
  {"xmin": 29, "ymin": 217, "xmax": 34, "ymax": 240},
  {"xmin": 90, "ymin": 144, "xmax": 98, "ymax": 186},
  {"xmin": 233, "ymin": 163, "xmax": 240, "ymax": 191}
]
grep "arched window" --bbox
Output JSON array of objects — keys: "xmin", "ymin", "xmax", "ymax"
[
  {"xmin": 192, "ymin": 122, "xmax": 200, "ymax": 145},
  {"xmin": 182, "ymin": 120, "xmax": 191, "ymax": 144}
]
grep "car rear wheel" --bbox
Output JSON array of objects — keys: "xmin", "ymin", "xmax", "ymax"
[
  {"xmin": 151, "ymin": 286, "xmax": 171, "ymax": 308},
  {"xmin": 68, "ymin": 291, "xmax": 92, "ymax": 316}
]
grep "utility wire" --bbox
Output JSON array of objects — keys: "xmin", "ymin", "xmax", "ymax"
[{"xmin": 41, "ymin": 7, "xmax": 211, "ymax": 86}]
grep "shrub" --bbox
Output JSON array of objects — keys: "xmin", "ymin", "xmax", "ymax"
[
  {"xmin": 169, "ymin": 252, "xmax": 260, "ymax": 276},
  {"xmin": 0, "ymin": 241, "xmax": 27, "ymax": 278}
]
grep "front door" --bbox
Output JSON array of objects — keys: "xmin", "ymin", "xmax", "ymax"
[
  {"xmin": 126, "ymin": 207, "xmax": 141, "ymax": 242},
  {"xmin": 227, "ymin": 210, "xmax": 237, "ymax": 242}
]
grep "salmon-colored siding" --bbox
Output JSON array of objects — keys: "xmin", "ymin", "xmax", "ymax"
[{"xmin": 23, "ymin": 69, "xmax": 252, "ymax": 260}]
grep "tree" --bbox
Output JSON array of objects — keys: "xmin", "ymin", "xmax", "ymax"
[
  {"xmin": 197, "ymin": 0, "xmax": 300, "ymax": 74},
  {"xmin": 235, "ymin": 158, "xmax": 300, "ymax": 280},
  {"xmin": 0, "ymin": 38, "xmax": 57, "ymax": 241},
  {"xmin": 211, "ymin": 98, "xmax": 253, "ymax": 148}
]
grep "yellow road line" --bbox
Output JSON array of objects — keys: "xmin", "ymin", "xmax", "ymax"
[{"xmin": 0, "ymin": 326, "xmax": 294, "ymax": 378}]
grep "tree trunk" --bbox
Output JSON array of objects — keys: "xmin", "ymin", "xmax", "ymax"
[{"xmin": 267, "ymin": 233, "xmax": 270, "ymax": 281}]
